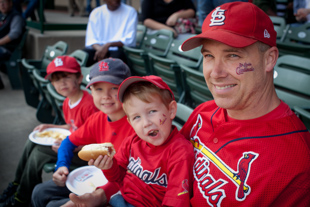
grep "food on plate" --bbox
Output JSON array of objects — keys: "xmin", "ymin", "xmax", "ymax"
[
  {"xmin": 78, "ymin": 143, "xmax": 116, "ymax": 161},
  {"xmin": 35, "ymin": 130, "xmax": 67, "ymax": 140}
]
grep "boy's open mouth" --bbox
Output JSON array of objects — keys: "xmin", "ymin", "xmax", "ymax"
[{"xmin": 148, "ymin": 130, "xmax": 159, "ymax": 137}]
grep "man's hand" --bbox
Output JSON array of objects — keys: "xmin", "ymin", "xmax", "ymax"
[
  {"xmin": 53, "ymin": 166, "xmax": 69, "ymax": 187},
  {"xmin": 60, "ymin": 188, "xmax": 107, "ymax": 207},
  {"xmin": 88, "ymin": 155, "xmax": 113, "ymax": 170},
  {"xmin": 94, "ymin": 44, "xmax": 109, "ymax": 61},
  {"xmin": 295, "ymin": 8, "xmax": 310, "ymax": 22}
]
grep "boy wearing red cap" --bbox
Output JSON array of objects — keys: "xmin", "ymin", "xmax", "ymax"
[
  {"xmin": 0, "ymin": 56, "xmax": 98, "ymax": 207},
  {"xmin": 180, "ymin": 2, "xmax": 310, "ymax": 206},
  {"xmin": 31, "ymin": 58, "xmax": 136, "ymax": 207},
  {"xmin": 91, "ymin": 75, "xmax": 195, "ymax": 207}
]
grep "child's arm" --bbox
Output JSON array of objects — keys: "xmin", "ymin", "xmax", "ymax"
[{"xmin": 55, "ymin": 137, "xmax": 78, "ymax": 170}]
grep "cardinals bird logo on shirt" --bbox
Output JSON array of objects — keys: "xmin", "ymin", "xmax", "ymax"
[{"xmin": 190, "ymin": 114, "xmax": 258, "ymax": 205}]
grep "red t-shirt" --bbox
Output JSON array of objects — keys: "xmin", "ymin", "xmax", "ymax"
[
  {"xmin": 180, "ymin": 100, "xmax": 310, "ymax": 206},
  {"xmin": 103, "ymin": 127, "xmax": 195, "ymax": 207},
  {"xmin": 62, "ymin": 90, "xmax": 98, "ymax": 133}
]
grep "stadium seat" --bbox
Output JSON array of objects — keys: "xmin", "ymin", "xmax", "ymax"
[
  {"xmin": 277, "ymin": 23, "xmax": 310, "ymax": 57},
  {"xmin": 180, "ymin": 63, "xmax": 213, "ymax": 108},
  {"xmin": 123, "ymin": 29, "xmax": 174, "ymax": 76},
  {"xmin": 293, "ymin": 106, "xmax": 310, "ymax": 131},
  {"xmin": 47, "ymin": 83, "xmax": 66, "ymax": 124},
  {"xmin": 269, "ymin": 16, "xmax": 286, "ymax": 39},
  {"xmin": 69, "ymin": 49, "xmax": 89, "ymax": 67},
  {"xmin": 20, "ymin": 41, "xmax": 68, "ymax": 108},
  {"xmin": 273, "ymin": 55, "xmax": 310, "ymax": 108},
  {"xmin": 32, "ymin": 69, "xmax": 56, "ymax": 123},
  {"xmin": 173, "ymin": 103, "xmax": 194, "ymax": 130},
  {"xmin": 0, "ymin": 29, "xmax": 28, "ymax": 89},
  {"xmin": 148, "ymin": 37, "xmax": 202, "ymax": 102},
  {"xmin": 135, "ymin": 24, "xmax": 147, "ymax": 49}
]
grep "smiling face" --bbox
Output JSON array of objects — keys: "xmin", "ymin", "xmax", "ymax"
[
  {"xmin": 90, "ymin": 82, "xmax": 125, "ymax": 121},
  {"xmin": 201, "ymin": 39, "xmax": 279, "ymax": 119},
  {"xmin": 124, "ymin": 94, "xmax": 177, "ymax": 146},
  {"xmin": 51, "ymin": 72, "xmax": 82, "ymax": 98}
]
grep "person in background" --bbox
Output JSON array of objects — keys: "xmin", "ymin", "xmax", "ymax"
[
  {"xmin": 0, "ymin": 0, "xmax": 25, "ymax": 61},
  {"xmin": 252, "ymin": 0, "xmax": 277, "ymax": 16},
  {"xmin": 294, "ymin": 0, "xmax": 310, "ymax": 23},
  {"xmin": 0, "ymin": 56, "xmax": 98, "ymax": 207},
  {"xmin": 68, "ymin": 0, "xmax": 86, "ymax": 17},
  {"xmin": 141, "ymin": 0, "xmax": 196, "ymax": 38},
  {"xmin": 195, "ymin": 0, "xmax": 247, "ymax": 26},
  {"xmin": 86, "ymin": 0, "xmax": 100, "ymax": 16},
  {"xmin": 83, "ymin": 0, "xmax": 137, "ymax": 66}
]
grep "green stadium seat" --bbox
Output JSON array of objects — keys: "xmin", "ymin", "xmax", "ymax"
[
  {"xmin": 148, "ymin": 37, "xmax": 202, "ymax": 102},
  {"xmin": 273, "ymin": 55, "xmax": 310, "ymax": 108},
  {"xmin": 277, "ymin": 23, "xmax": 310, "ymax": 57},
  {"xmin": 173, "ymin": 103, "xmax": 194, "ymax": 130},
  {"xmin": 20, "ymin": 41, "xmax": 68, "ymax": 108},
  {"xmin": 269, "ymin": 16, "xmax": 286, "ymax": 39},
  {"xmin": 123, "ymin": 29, "xmax": 174, "ymax": 76},
  {"xmin": 180, "ymin": 63, "xmax": 213, "ymax": 108}
]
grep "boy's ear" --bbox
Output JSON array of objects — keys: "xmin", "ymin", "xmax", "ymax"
[
  {"xmin": 78, "ymin": 74, "xmax": 84, "ymax": 84},
  {"xmin": 169, "ymin": 100, "xmax": 177, "ymax": 119}
]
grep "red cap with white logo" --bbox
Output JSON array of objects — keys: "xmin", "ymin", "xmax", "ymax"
[{"xmin": 181, "ymin": 2, "xmax": 276, "ymax": 51}]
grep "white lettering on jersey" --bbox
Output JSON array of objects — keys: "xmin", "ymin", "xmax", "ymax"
[
  {"xmin": 210, "ymin": 7, "xmax": 226, "ymax": 26},
  {"xmin": 190, "ymin": 114, "xmax": 259, "ymax": 205},
  {"xmin": 128, "ymin": 157, "xmax": 168, "ymax": 187},
  {"xmin": 54, "ymin": 57, "xmax": 63, "ymax": 67}
]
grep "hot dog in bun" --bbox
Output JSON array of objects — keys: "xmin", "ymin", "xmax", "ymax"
[{"xmin": 78, "ymin": 143, "xmax": 116, "ymax": 161}]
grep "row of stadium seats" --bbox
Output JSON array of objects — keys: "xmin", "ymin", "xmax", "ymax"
[{"xmin": 18, "ymin": 23, "xmax": 310, "ymax": 132}]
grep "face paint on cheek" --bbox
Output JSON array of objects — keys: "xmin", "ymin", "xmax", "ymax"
[
  {"xmin": 236, "ymin": 62, "xmax": 254, "ymax": 75},
  {"xmin": 159, "ymin": 114, "xmax": 167, "ymax": 125}
]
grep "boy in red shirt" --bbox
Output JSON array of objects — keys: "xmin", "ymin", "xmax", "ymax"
[
  {"xmin": 0, "ymin": 56, "xmax": 98, "ymax": 207},
  {"xmin": 31, "ymin": 58, "xmax": 136, "ymax": 207},
  {"xmin": 95, "ymin": 75, "xmax": 195, "ymax": 207}
]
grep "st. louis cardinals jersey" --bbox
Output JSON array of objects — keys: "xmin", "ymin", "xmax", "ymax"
[
  {"xmin": 62, "ymin": 90, "xmax": 98, "ymax": 132},
  {"xmin": 180, "ymin": 100, "xmax": 310, "ymax": 206},
  {"xmin": 103, "ymin": 126, "xmax": 195, "ymax": 207}
]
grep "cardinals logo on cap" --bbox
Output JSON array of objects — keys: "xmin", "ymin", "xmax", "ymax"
[
  {"xmin": 54, "ymin": 57, "xmax": 64, "ymax": 67},
  {"xmin": 210, "ymin": 7, "xmax": 226, "ymax": 26},
  {"xmin": 99, "ymin": 61, "xmax": 109, "ymax": 71}
]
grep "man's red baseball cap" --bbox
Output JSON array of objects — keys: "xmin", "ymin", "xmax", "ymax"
[
  {"xmin": 45, "ymin": 56, "xmax": 81, "ymax": 80},
  {"xmin": 181, "ymin": 2, "xmax": 277, "ymax": 51},
  {"xmin": 118, "ymin": 75, "xmax": 175, "ymax": 102}
]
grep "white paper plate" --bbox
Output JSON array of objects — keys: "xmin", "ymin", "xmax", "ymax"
[
  {"xmin": 28, "ymin": 128, "xmax": 71, "ymax": 146},
  {"xmin": 66, "ymin": 166, "xmax": 108, "ymax": 196}
]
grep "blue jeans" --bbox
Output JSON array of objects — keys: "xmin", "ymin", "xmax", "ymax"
[
  {"xmin": 86, "ymin": 0, "xmax": 100, "ymax": 13},
  {"xmin": 197, "ymin": 0, "xmax": 248, "ymax": 26},
  {"xmin": 109, "ymin": 193, "xmax": 135, "ymax": 207}
]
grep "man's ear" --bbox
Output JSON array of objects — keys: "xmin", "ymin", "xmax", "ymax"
[
  {"xmin": 265, "ymin": 46, "xmax": 279, "ymax": 72},
  {"xmin": 169, "ymin": 100, "xmax": 177, "ymax": 119}
]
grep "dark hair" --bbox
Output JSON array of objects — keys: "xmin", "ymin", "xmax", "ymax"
[{"xmin": 50, "ymin": 72, "xmax": 81, "ymax": 82}]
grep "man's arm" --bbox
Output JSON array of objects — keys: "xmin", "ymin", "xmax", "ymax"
[
  {"xmin": 0, "ymin": 15, "xmax": 24, "ymax": 46},
  {"xmin": 92, "ymin": 41, "xmax": 124, "ymax": 61}
]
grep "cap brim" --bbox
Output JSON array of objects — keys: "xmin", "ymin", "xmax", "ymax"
[
  {"xmin": 118, "ymin": 77, "xmax": 149, "ymax": 102},
  {"xmin": 181, "ymin": 30, "xmax": 257, "ymax": 51},
  {"xmin": 44, "ymin": 68, "xmax": 80, "ymax": 80},
  {"xmin": 86, "ymin": 75, "xmax": 124, "ymax": 88}
]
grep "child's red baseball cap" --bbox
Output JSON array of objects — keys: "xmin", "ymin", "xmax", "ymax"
[
  {"xmin": 118, "ymin": 75, "xmax": 175, "ymax": 102},
  {"xmin": 45, "ymin": 56, "xmax": 81, "ymax": 80},
  {"xmin": 181, "ymin": 2, "xmax": 277, "ymax": 51}
]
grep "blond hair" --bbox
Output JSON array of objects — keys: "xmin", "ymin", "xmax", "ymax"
[{"xmin": 122, "ymin": 82, "xmax": 173, "ymax": 109}]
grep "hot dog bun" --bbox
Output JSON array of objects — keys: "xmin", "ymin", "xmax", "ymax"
[{"xmin": 78, "ymin": 143, "xmax": 116, "ymax": 161}]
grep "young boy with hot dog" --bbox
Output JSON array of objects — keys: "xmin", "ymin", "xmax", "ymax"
[
  {"xmin": 0, "ymin": 56, "xmax": 98, "ymax": 207},
  {"xmin": 31, "ymin": 58, "xmax": 136, "ymax": 207},
  {"xmin": 94, "ymin": 75, "xmax": 195, "ymax": 207}
]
